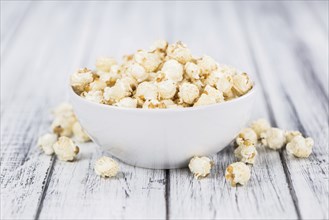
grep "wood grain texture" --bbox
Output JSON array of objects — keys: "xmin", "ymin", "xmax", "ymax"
[{"xmin": 1, "ymin": 1, "xmax": 328, "ymax": 219}]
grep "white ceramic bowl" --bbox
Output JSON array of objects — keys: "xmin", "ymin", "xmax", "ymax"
[{"xmin": 69, "ymin": 85, "xmax": 257, "ymax": 169}]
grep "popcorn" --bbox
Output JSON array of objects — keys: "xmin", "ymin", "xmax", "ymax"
[
  {"xmin": 95, "ymin": 57, "xmax": 117, "ymax": 72},
  {"xmin": 37, "ymin": 133, "xmax": 57, "ymax": 155},
  {"xmin": 193, "ymin": 94, "xmax": 216, "ymax": 107},
  {"xmin": 53, "ymin": 136, "xmax": 79, "ymax": 162},
  {"xmin": 157, "ymin": 80, "xmax": 177, "ymax": 99},
  {"xmin": 185, "ymin": 62, "xmax": 201, "ymax": 80},
  {"xmin": 82, "ymin": 90, "xmax": 104, "ymax": 104},
  {"xmin": 51, "ymin": 114, "xmax": 77, "ymax": 137},
  {"xmin": 52, "ymin": 102, "xmax": 74, "ymax": 117},
  {"xmin": 178, "ymin": 82, "xmax": 200, "ymax": 104},
  {"xmin": 94, "ymin": 156, "xmax": 119, "ymax": 178},
  {"xmin": 286, "ymin": 136, "xmax": 314, "ymax": 158},
  {"xmin": 234, "ymin": 140, "xmax": 258, "ymax": 164},
  {"xmin": 204, "ymin": 85, "xmax": 224, "ymax": 103},
  {"xmin": 126, "ymin": 63, "xmax": 148, "ymax": 82},
  {"xmin": 72, "ymin": 122, "xmax": 91, "ymax": 142},
  {"xmin": 166, "ymin": 41, "xmax": 192, "ymax": 64},
  {"xmin": 71, "ymin": 40, "xmax": 254, "ymax": 109},
  {"xmin": 250, "ymin": 118, "xmax": 271, "ymax": 139},
  {"xmin": 236, "ymin": 127, "xmax": 258, "ymax": 146},
  {"xmin": 260, "ymin": 128, "xmax": 286, "ymax": 150},
  {"xmin": 285, "ymin": 130, "xmax": 302, "ymax": 143},
  {"xmin": 134, "ymin": 50, "xmax": 162, "ymax": 72},
  {"xmin": 70, "ymin": 68, "xmax": 94, "ymax": 94},
  {"xmin": 197, "ymin": 55, "xmax": 217, "ymax": 74},
  {"xmin": 188, "ymin": 156, "xmax": 213, "ymax": 179},
  {"xmin": 161, "ymin": 59, "xmax": 184, "ymax": 82},
  {"xmin": 115, "ymin": 97, "xmax": 138, "ymax": 108},
  {"xmin": 225, "ymin": 162, "xmax": 251, "ymax": 187},
  {"xmin": 135, "ymin": 81, "xmax": 158, "ymax": 101},
  {"xmin": 232, "ymin": 73, "xmax": 253, "ymax": 96}
]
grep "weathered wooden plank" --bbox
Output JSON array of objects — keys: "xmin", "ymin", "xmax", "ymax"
[
  {"xmin": 167, "ymin": 2, "xmax": 298, "ymax": 219},
  {"xmin": 239, "ymin": 1, "xmax": 329, "ymax": 219},
  {"xmin": 38, "ymin": 2, "xmax": 167, "ymax": 219}
]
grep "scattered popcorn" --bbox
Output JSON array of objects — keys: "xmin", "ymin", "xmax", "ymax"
[
  {"xmin": 95, "ymin": 57, "xmax": 117, "ymax": 72},
  {"xmin": 178, "ymin": 82, "xmax": 200, "ymax": 104},
  {"xmin": 52, "ymin": 102, "xmax": 74, "ymax": 117},
  {"xmin": 285, "ymin": 130, "xmax": 302, "ymax": 143},
  {"xmin": 53, "ymin": 136, "xmax": 79, "ymax": 162},
  {"xmin": 225, "ymin": 162, "xmax": 251, "ymax": 187},
  {"xmin": 260, "ymin": 128, "xmax": 286, "ymax": 150},
  {"xmin": 51, "ymin": 114, "xmax": 77, "ymax": 137},
  {"xmin": 188, "ymin": 156, "xmax": 213, "ymax": 179},
  {"xmin": 250, "ymin": 118, "xmax": 271, "ymax": 139},
  {"xmin": 94, "ymin": 156, "xmax": 119, "ymax": 178},
  {"xmin": 72, "ymin": 121, "xmax": 91, "ymax": 143},
  {"xmin": 234, "ymin": 140, "xmax": 258, "ymax": 164},
  {"xmin": 37, "ymin": 133, "xmax": 57, "ymax": 155},
  {"xmin": 286, "ymin": 136, "xmax": 314, "ymax": 158},
  {"xmin": 71, "ymin": 40, "xmax": 254, "ymax": 108},
  {"xmin": 236, "ymin": 127, "xmax": 258, "ymax": 146}
]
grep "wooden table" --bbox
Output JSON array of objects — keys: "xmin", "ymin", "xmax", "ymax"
[{"xmin": 1, "ymin": 1, "xmax": 328, "ymax": 219}]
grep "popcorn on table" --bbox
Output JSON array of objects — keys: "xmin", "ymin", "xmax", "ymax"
[
  {"xmin": 286, "ymin": 135, "xmax": 314, "ymax": 158},
  {"xmin": 37, "ymin": 133, "xmax": 57, "ymax": 155},
  {"xmin": 225, "ymin": 162, "xmax": 251, "ymax": 187},
  {"xmin": 72, "ymin": 121, "xmax": 91, "ymax": 143},
  {"xmin": 234, "ymin": 140, "xmax": 258, "ymax": 164},
  {"xmin": 70, "ymin": 40, "xmax": 254, "ymax": 108},
  {"xmin": 260, "ymin": 128, "xmax": 286, "ymax": 150},
  {"xmin": 188, "ymin": 156, "xmax": 213, "ymax": 179},
  {"xmin": 53, "ymin": 136, "xmax": 80, "ymax": 162},
  {"xmin": 94, "ymin": 156, "xmax": 119, "ymax": 178}
]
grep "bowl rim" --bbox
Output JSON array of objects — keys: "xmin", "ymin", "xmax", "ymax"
[{"xmin": 69, "ymin": 82, "xmax": 257, "ymax": 113}]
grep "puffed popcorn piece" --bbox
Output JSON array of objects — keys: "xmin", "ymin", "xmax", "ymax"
[
  {"xmin": 285, "ymin": 130, "xmax": 302, "ymax": 143},
  {"xmin": 161, "ymin": 59, "xmax": 184, "ymax": 82},
  {"xmin": 232, "ymin": 72, "xmax": 253, "ymax": 96},
  {"xmin": 136, "ymin": 81, "xmax": 158, "ymax": 101},
  {"xmin": 178, "ymin": 82, "xmax": 200, "ymax": 104},
  {"xmin": 205, "ymin": 71, "xmax": 221, "ymax": 87},
  {"xmin": 225, "ymin": 162, "xmax": 251, "ymax": 187},
  {"xmin": 53, "ymin": 136, "xmax": 79, "ymax": 162},
  {"xmin": 157, "ymin": 80, "xmax": 177, "ymax": 99},
  {"xmin": 217, "ymin": 64, "xmax": 238, "ymax": 76},
  {"xmin": 95, "ymin": 57, "xmax": 117, "ymax": 72},
  {"xmin": 185, "ymin": 62, "xmax": 201, "ymax": 80},
  {"xmin": 188, "ymin": 156, "xmax": 213, "ymax": 179},
  {"xmin": 70, "ymin": 68, "xmax": 94, "ymax": 94},
  {"xmin": 142, "ymin": 99, "xmax": 166, "ymax": 109},
  {"xmin": 161, "ymin": 99, "xmax": 180, "ymax": 108},
  {"xmin": 115, "ymin": 97, "xmax": 138, "ymax": 108},
  {"xmin": 51, "ymin": 114, "xmax": 77, "ymax": 137},
  {"xmin": 234, "ymin": 141, "xmax": 258, "ymax": 164},
  {"xmin": 82, "ymin": 90, "xmax": 104, "ymax": 104},
  {"xmin": 250, "ymin": 118, "xmax": 271, "ymax": 139},
  {"xmin": 134, "ymin": 50, "xmax": 162, "ymax": 72},
  {"xmin": 99, "ymin": 72, "xmax": 120, "ymax": 87},
  {"xmin": 197, "ymin": 55, "xmax": 217, "ymax": 74},
  {"xmin": 126, "ymin": 63, "xmax": 148, "ymax": 82},
  {"xmin": 37, "ymin": 133, "xmax": 58, "ymax": 155},
  {"xmin": 103, "ymin": 80, "xmax": 131, "ymax": 103},
  {"xmin": 166, "ymin": 41, "xmax": 192, "ymax": 64},
  {"xmin": 150, "ymin": 39, "xmax": 168, "ymax": 52},
  {"xmin": 204, "ymin": 85, "xmax": 224, "ymax": 103},
  {"xmin": 260, "ymin": 128, "xmax": 286, "ymax": 150},
  {"xmin": 88, "ymin": 79, "xmax": 107, "ymax": 91},
  {"xmin": 193, "ymin": 94, "xmax": 216, "ymax": 107},
  {"xmin": 52, "ymin": 102, "xmax": 74, "ymax": 117},
  {"xmin": 286, "ymin": 135, "xmax": 314, "ymax": 158},
  {"xmin": 72, "ymin": 121, "xmax": 91, "ymax": 143},
  {"xmin": 215, "ymin": 75, "xmax": 233, "ymax": 96},
  {"xmin": 94, "ymin": 156, "xmax": 119, "ymax": 178},
  {"xmin": 236, "ymin": 127, "xmax": 258, "ymax": 146}
]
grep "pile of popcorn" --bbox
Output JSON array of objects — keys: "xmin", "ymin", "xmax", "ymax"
[
  {"xmin": 188, "ymin": 118, "xmax": 314, "ymax": 187},
  {"xmin": 37, "ymin": 102, "xmax": 119, "ymax": 178},
  {"xmin": 70, "ymin": 40, "xmax": 253, "ymax": 109}
]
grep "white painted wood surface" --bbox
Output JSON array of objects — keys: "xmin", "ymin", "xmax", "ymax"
[{"xmin": 1, "ymin": 1, "xmax": 328, "ymax": 219}]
